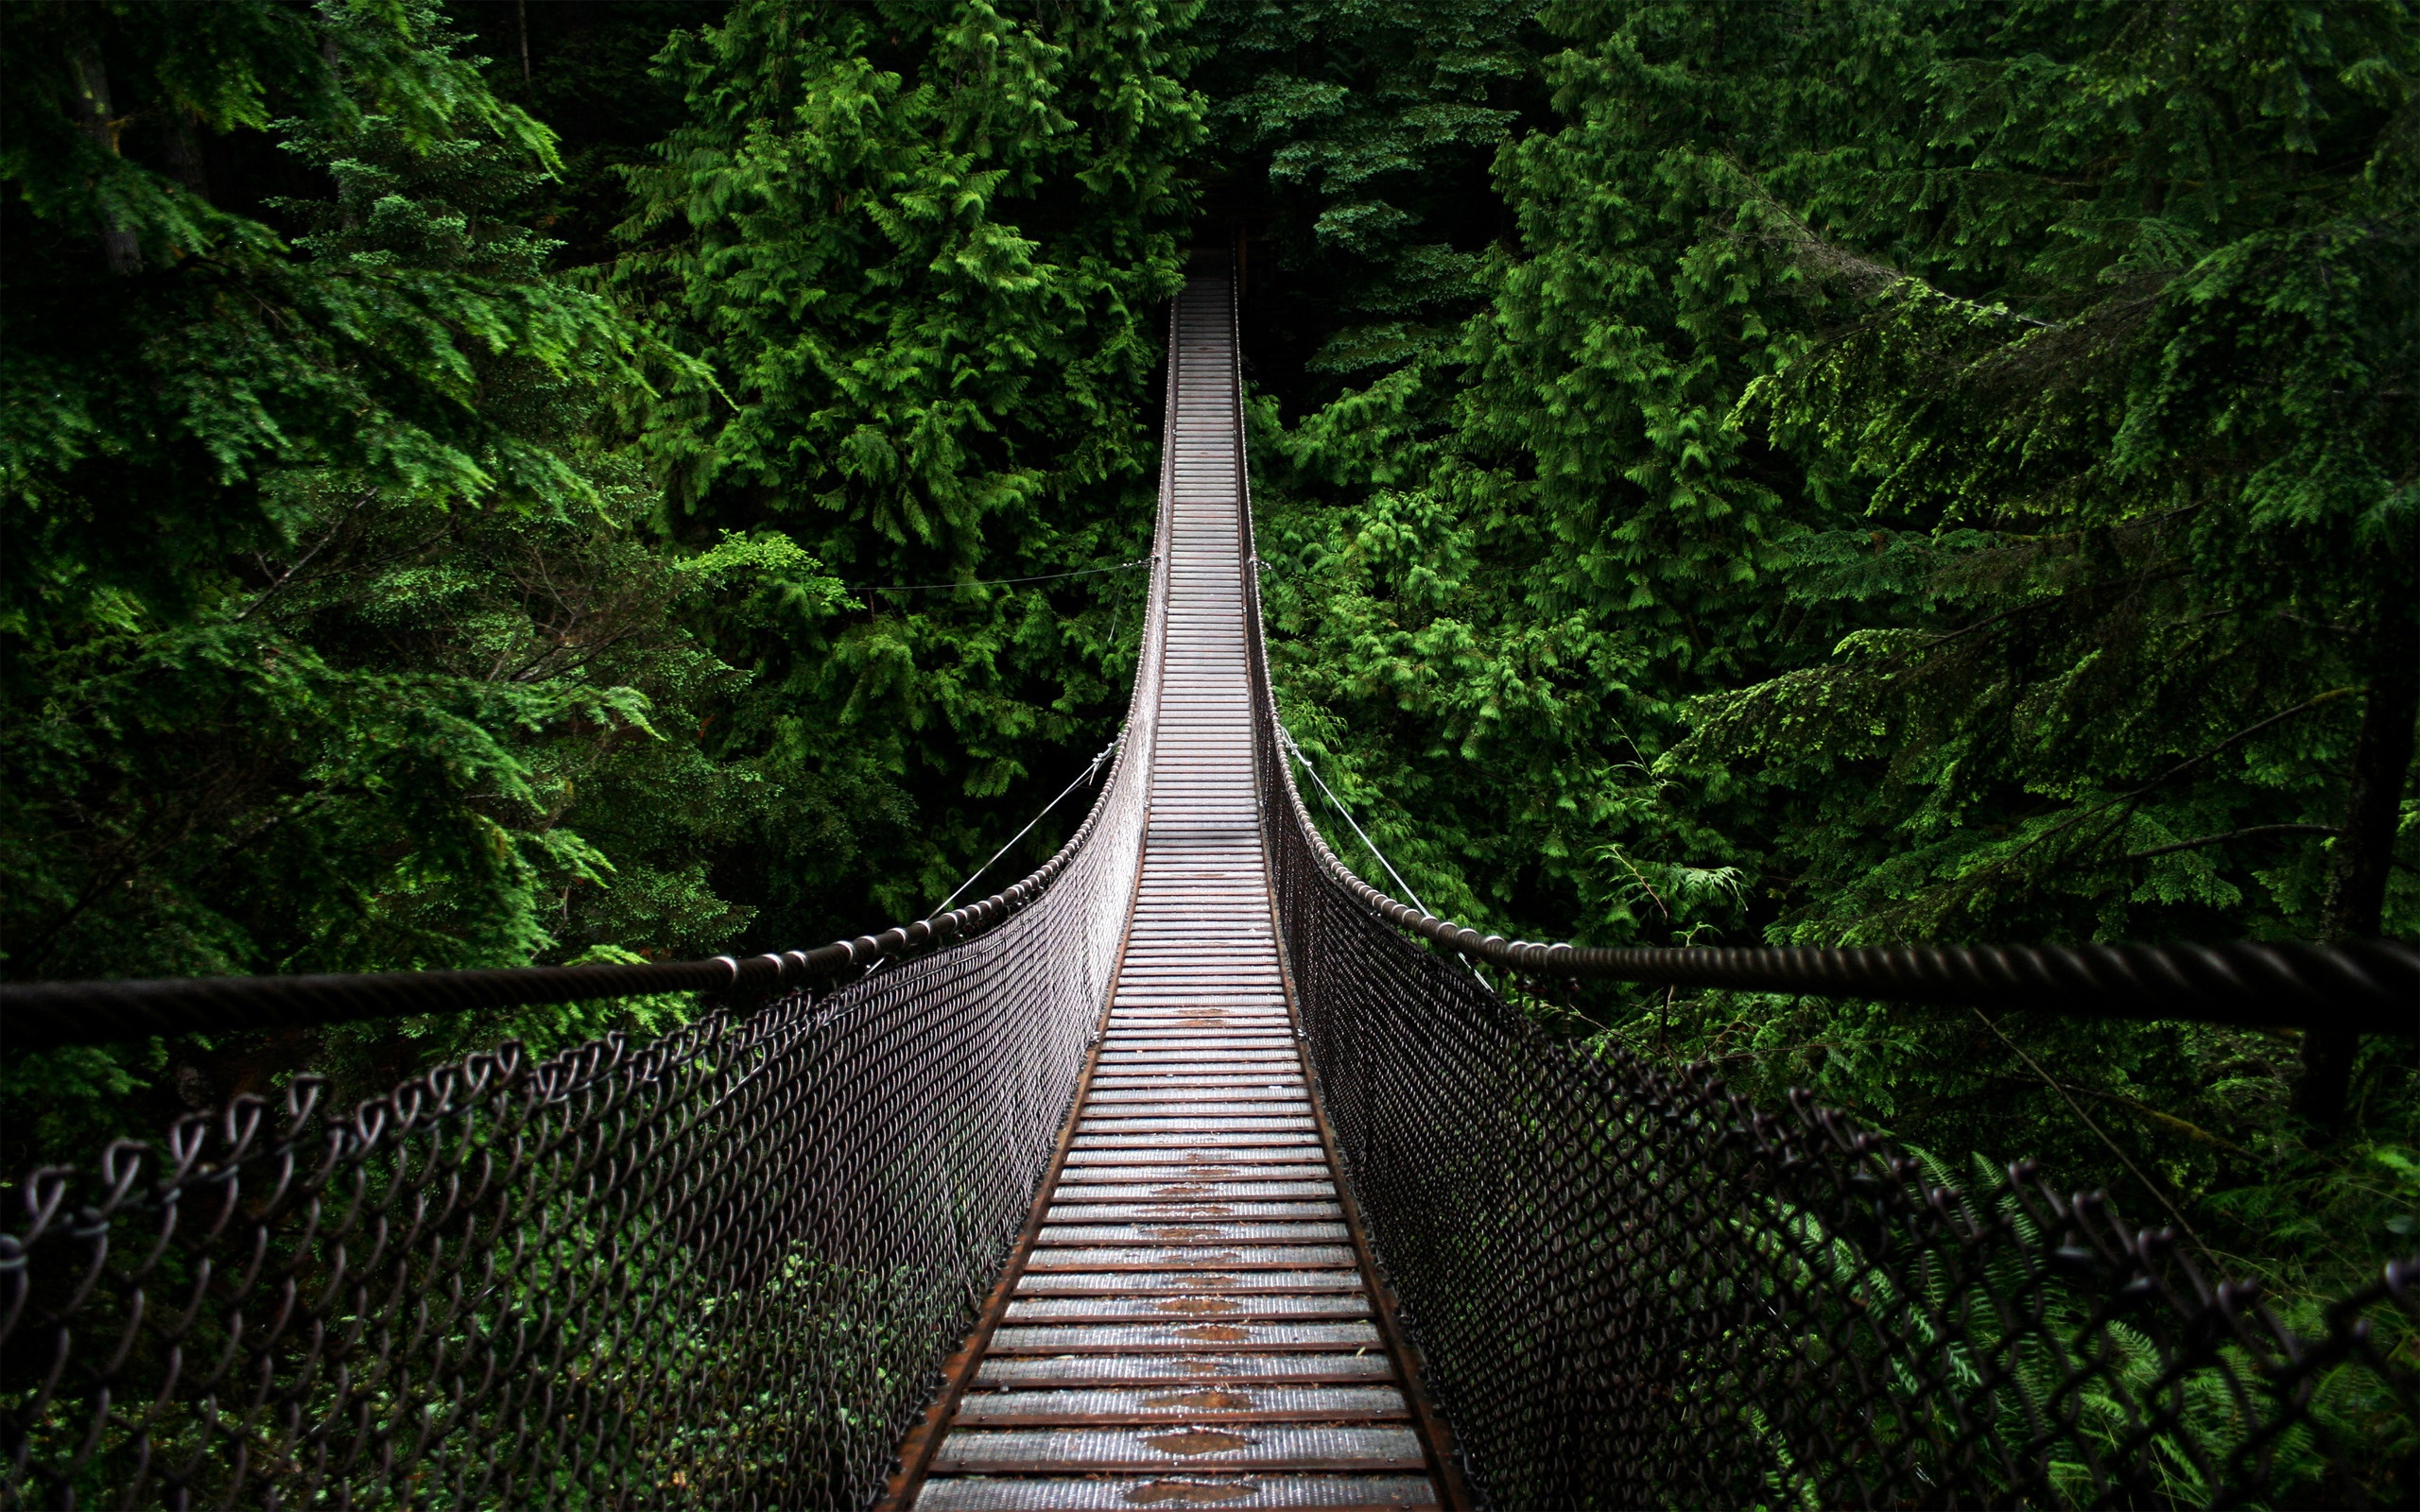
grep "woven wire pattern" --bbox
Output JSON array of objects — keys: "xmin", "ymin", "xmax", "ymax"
[
  {"xmin": 0, "ymin": 556, "xmax": 1167, "ymax": 1512},
  {"xmin": 9, "ymin": 266, "xmax": 2414, "ymax": 1510},
  {"xmin": 1208, "ymin": 249, "xmax": 2420, "ymax": 1502},
  {"xmin": 1241, "ymin": 587, "xmax": 2420, "ymax": 1512},
  {"xmin": 0, "ymin": 860, "xmax": 1145, "ymax": 1510}
]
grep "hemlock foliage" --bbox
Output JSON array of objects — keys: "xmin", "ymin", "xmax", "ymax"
[
  {"xmin": 619, "ymin": 0, "xmax": 1203, "ymax": 928},
  {"xmin": 2, "ymin": 0, "xmax": 776, "ymax": 1159},
  {"xmin": 2, "ymin": 0, "xmax": 2411, "ymax": 1317},
  {"xmin": 1248, "ymin": 0, "xmax": 2417, "ymax": 1308}
]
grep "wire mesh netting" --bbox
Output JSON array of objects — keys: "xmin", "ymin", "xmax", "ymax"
[
  {"xmin": 0, "ymin": 830, "xmax": 1153, "ymax": 1510},
  {"xmin": 1240, "ymin": 551, "xmax": 2420, "ymax": 1512},
  {"xmin": 9, "ymin": 267, "xmax": 2416, "ymax": 1512},
  {"xmin": 1201, "ymin": 259, "xmax": 2420, "ymax": 1504},
  {"xmin": 0, "ymin": 541, "xmax": 1167, "ymax": 1512}
]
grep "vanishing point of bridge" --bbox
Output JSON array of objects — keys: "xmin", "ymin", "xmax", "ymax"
[
  {"xmin": 886, "ymin": 277, "xmax": 1454, "ymax": 1509},
  {"xmin": 3, "ymin": 259, "xmax": 2411, "ymax": 1511}
]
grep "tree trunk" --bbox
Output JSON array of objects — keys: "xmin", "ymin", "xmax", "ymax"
[
  {"xmin": 68, "ymin": 43, "xmax": 141, "ymax": 275},
  {"xmin": 2294, "ymin": 651, "xmax": 2419, "ymax": 1126},
  {"xmin": 165, "ymin": 108, "xmax": 210, "ymax": 200}
]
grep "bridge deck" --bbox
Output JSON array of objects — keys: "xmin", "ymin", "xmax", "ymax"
[{"xmin": 898, "ymin": 277, "xmax": 1448, "ymax": 1511}]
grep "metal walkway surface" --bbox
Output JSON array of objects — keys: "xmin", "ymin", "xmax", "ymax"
[{"xmin": 892, "ymin": 278, "xmax": 1455, "ymax": 1511}]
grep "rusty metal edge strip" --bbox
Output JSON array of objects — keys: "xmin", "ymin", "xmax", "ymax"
[
  {"xmin": 879, "ymin": 282, "xmax": 1184, "ymax": 1512},
  {"xmin": 1260, "ymin": 873, "xmax": 1477, "ymax": 1512},
  {"xmin": 1220, "ymin": 258, "xmax": 1477, "ymax": 1512},
  {"xmin": 880, "ymin": 838, "xmax": 1147, "ymax": 1511}
]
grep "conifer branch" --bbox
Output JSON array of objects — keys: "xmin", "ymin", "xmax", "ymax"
[
  {"xmin": 2123, "ymin": 824, "xmax": 2338, "ymax": 863},
  {"xmin": 1962, "ymin": 687, "xmax": 2359, "ymax": 892},
  {"xmin": 1984, "ymin": 1074, "xmax": 2250, "ymax": 1156}
]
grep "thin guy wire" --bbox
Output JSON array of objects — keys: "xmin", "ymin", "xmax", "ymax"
[
  {"xmin": 6, "ymin": 265, "xmax": 2414, "ymax": 1512},
  {"xmin": 938, "ymin": 737, "xmax": 1120, "ymax": 914},
  {"xmin": 1970, "ymin": 1005, "xmax": 2216, "ymax": 1263},
  {"xmin": 852, "ymin": 558, "xmax": 1150, "ymax": 595},
  {"xmin": 1280, "ymin": 726, "xmax": 1429, "ymax": 915},
  {"xmin": 1281, "ymin": 726, "xmax": 1495, "ymax": 989}
]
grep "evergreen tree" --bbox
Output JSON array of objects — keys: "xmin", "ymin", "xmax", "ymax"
[
  {"xmin": 1191, "ymin": 0, "xmax": 1546, "ymax": 409},
  {"xmin": 620, "ymin": 0, "xmax": 1205, "ymax": 930},
  {"xmin": 1, "ymin": 0, "xmax": 812, "ymax": 1159},
  {"xmin": 1245, "ymin": 0, "xmax": 2418, "ymax": 1299},
  {"xmin": 5, "ymin": 0, "xmax": 2409, "ymax": 1312}
]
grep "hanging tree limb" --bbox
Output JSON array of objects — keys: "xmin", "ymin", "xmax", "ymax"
[{"xmin": 2123, "ymin": 823, "xmax": 2339, "ymax": 863}]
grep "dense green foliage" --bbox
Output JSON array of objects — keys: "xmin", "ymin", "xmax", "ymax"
[
  {"xmin": 1246, "ymin": 0, "xmax": 2418, "ymax": 1303},
  {"xmin": 1, "ymin": 0, "xmax": 1194, "ymax": 1156},
  {"xmin": 3, "ymin": 0, "xmax": 2411, "ymax": 1314},
  {"xmin": 619, "ymin": 0, "xmax": 1201, "ymax": 926},
  {"xmin": 1191, "ymin": 0, "xmax": 1546, "ymax": 399}
]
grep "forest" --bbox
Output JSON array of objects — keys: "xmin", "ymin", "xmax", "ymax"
[{"xmin": 3, "ymin": 0, "xmax": 2413, "ymax": 1345}]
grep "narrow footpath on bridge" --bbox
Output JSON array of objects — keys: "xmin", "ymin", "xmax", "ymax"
[
  {"xmin": 5, "ymin": 256, "xmax": 2409, "ymax": 1512},
  {"xmin": 889, "ymin": 275, "xmax": 1460, "ymax": 1511}
]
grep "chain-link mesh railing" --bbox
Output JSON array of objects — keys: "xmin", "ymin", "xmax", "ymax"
[
  {"xmin": 0, "ymin": 817, "xmax": 1153, "ymax": 1512},
  {"xmin": 0, "ymin": 340, "xmax": 1182, "ymax": 1512},
  {"xmin": 13, "ymin": 266, "xmax": 2417, "ymax": 1512},
  {"xmin": 1261, "ymin": 900, "xmax": 2419, "ymax": 1507},
  {"xmin": 4, "ymin": 940, "xmax": 1108, "ymax": 1509},
  {"xmin": 1220, "ymin": 312, "xmax": 2419, "ymax": 1505}
]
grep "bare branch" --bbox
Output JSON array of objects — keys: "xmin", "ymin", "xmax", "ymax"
[
  {"xmin": 2124, "ymin": 823, "xmax": 2338, "ymax": 863},
  {"xmin": 1972, "ymin": 1008, "xmax": 2216, "ymax": 1263}
]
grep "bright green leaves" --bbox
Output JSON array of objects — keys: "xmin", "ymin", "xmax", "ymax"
[
  {"xmin": 629, "ymin": 0, "xmax": 1200, "ymax": 542},
  {"xmin": 3, "ymin": 3, "xmax": 657, "ymax": 672},
  {"xmin": 1704, "ymin": 0, "xmax": 2416, "ymax": 969},
  {"xmin": 1236, "ymin": 0, "xmax": 2415, "ymax": 1297}
]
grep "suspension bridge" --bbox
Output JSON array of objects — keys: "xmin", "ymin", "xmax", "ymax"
[{"xmin": 3, "ymin": 263, "xmax": 2413, "ymax": 1510}]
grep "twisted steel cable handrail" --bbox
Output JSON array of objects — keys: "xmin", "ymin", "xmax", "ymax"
[
  {"xmin": 4, "ymin": 264, "xmax": 2413, "ymax": 1512},
  {"xmin": 0, "ymin": 836, "xmax": 1091, "ymax": 1053},
  {"xmin": 1253, "ymin": 715, "xmax": 2413, "ymax": 1028},
  {"xmin": 1, "ymin": 639, "xmax": 1161, "ymax": 1056},
  {"xmin": 1222, "ymin": 323, "xmax": 2413, "ymax": 1037},
  {"xmin": 1226, "ymin": 263, "xmax": 2419, "ymax": 1508},
  {"xmin": 0, "ymin": 306, "xmax": 1185, "ymax": 1512},
  {"xmin": 1246, "ymin": 628, "xmax": 2413, "ymax": 1031}
]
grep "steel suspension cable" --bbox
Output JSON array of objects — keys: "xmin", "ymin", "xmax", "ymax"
[
  {"xmin": 936, "ymin": 736, "xmax": 1122, "ymax": 914},
  {"xmin": 1256, "ymin": 705, "xmax": 2412, "ymax": 1031},
  {"xmin": 1265, "ymin": 707, "xmax": 2413, "ymax": 1030},
  {"xmin": 1277, "ymin": 725, "xmax": 1430, "ymax": 916},
  {"xmin": 1221, "ymin": 261, "xmax": 2417, "ymax": 1511}
]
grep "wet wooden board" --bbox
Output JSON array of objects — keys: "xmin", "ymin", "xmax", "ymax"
[
  {"xmin": 933, "ymin": 1426, "xmax": 1426, "ymax": 1473},
  {"xmin": 953, "ymin": 1384, "xmax": 1410, "ymax": 1426},
  {"xmin": 1022, "ymin": 1244, "xmax": 1360, "ymax": 1271},
  {"xmin": 900, "ymin": 274, "xmax": 1449, "ymax": 1512},
  {"xmin": 917, "ymin": 1475, "xmax": 1436, "ymax": 1511},
  {"xmin": 1062, "ymin": 1145, "xmax": 1328, "ymax": 1164},
  {"xmin": 1050, "ymin": 1181, "xmax": 1330, "ymax": 1197},
  {"xmin": 1015, "ymin": 1270, "xmax": 1362, "ymax": 1296},
  {"xmin": 974, "ymin": 1353, "xmax": 1398, "ymax": 1388},
  {"xmin": 1002, "ymin": 1295, "xmax": 1373, "ymax": 1323}
]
